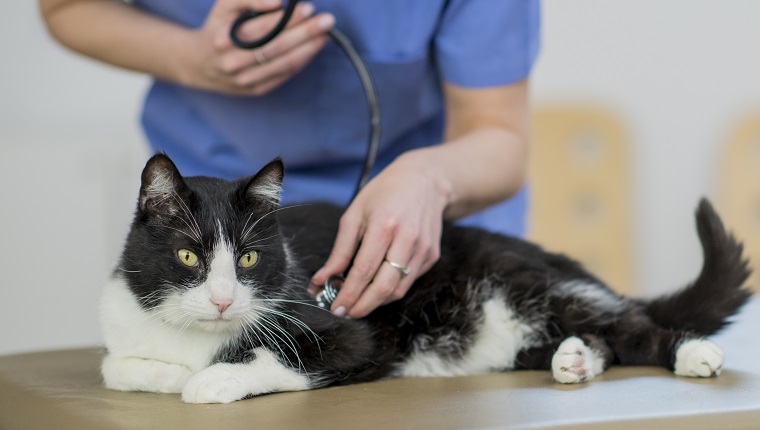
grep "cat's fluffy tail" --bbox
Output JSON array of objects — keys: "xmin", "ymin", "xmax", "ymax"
[{"xmin": 645, "ymin": 198, "xmax": 753, "ymax": 336}]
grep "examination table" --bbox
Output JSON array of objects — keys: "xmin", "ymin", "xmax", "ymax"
[{"xmin": 2, "ymin": 299, "xmax": 759, "ymax": 430}]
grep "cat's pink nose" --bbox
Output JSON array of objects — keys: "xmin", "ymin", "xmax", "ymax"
[{"xmin": 211, "ymin": 298, "xmax": 233, "ymax": 314}]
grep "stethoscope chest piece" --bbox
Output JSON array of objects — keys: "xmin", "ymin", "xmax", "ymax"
[{"xmin": 315, "ymin": 275, "xmax": 344, "ymax": 309}]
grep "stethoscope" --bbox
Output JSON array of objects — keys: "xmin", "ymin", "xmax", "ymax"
[{"xmin": 230, "ymin": 0, "xmax": 380, "ymax": 309}]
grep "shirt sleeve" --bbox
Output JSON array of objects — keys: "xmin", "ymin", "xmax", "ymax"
[{"xmin": 434, "ymin": 0, "xmax": 541, "ymax": 88}]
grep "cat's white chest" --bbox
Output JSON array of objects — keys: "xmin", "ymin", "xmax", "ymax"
[{"xmin": 100, "ymin": 276, "xmax": 235, "ymax": 372}]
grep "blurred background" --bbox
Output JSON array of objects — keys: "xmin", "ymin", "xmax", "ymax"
[{"xmin": 1, "ymin": 0, "xmax": 758, "ymax": 355}]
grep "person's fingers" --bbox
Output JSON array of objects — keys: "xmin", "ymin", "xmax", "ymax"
[
  {"xmin": 254, "ymin": 11, "xmax": 333, "ymax": 61},
  {"xmin": 380, "ymin": 248, "xmax": 427, "ymax": 306},
  {"xmin": 348, "ymin": 233, "xmax": 417, "ymax": 318},
  {"xmin": 417, "ymin": 216, "xmax": 443, "ymax": 276},
  {"xmin": 309, "ymin": 210, "xmax": 365, "ymax": 295},
  {"xmin": 329, "ymin": 220, "xmax": 394, "ymax": 316},
  {"xmin": 216, "ymin": 8, "xmax": 282, "ymax": 51},
  {"xmin": 215, "ymin": 13, "xmax": 331, "ymax": 92},
  {"xmin": 210, "ymin": 0, "xmax": 284, "ymax": 49},
  {"xmin": 221, "ymin": 2, "xmax": 316, "ymax": 51},
  {"xmin": 232, "ymin": 34, "xmax": 329, "ymax": 94},
  {"xmin": 377, "ymin": 212, "xmax": 441, "ymax": 307}
]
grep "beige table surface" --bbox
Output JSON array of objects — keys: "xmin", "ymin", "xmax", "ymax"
[{"xmin": 2, "ymin": 299, "xmax": 760, "ymax": 430}]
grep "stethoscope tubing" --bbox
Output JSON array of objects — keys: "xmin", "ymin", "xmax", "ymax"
[{"xmin": 229, "ymin": 1, "xmax": 380, "ymax": 201}]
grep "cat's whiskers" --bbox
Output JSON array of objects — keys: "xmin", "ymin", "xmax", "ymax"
[
  {"xmin": 135, "ymin": 289, "xmax": 162, "ymax": 301},
  {"xmin": 141, "ymin": 304, "xmax": 188, "ymax": 333},
  {"xmin": 134, "ymin": 290, "xmax": 170, "ymax": 310},
  {"xmin": 240, "ymin": 228, "xmax": 273, "ymax": 250},
  {"xmin": 139, "ymin": 287, "xmax": 190, "ymax": 329},
  {"xmin": 243, "ymin": 312, "xmax": 307, "ymax": 373},
  {"xmin": 240, "ymin": 315, "xmax": 267, "ymax": 350},
  {"xmin": 256, "ymin": 314, "xmax": 301, "ymax": 358},
  {"xmin": 164, "ymin": 224, "xmax": 203, "ymax": 245},
  {"xmin": 258, "ymin": 298, "xmax": 333, "ymax": 313},
  {"xmin": 144, "ymin": 191, "xmax": 204, "ymax": 247},
  {"xmin": 241, "ymin": 313, "xmax": 296, "ymax": 369},
  {"xmin": 172, "ymin": 218, "xmax": 202, "ymax": 244},
  {"xmin": 247, "ymin": 302, "xmax": 322, "ymax": 372},
  {"xmin": 239, "ymin": 212, "xmax": 256, "ymax": 243},
  {"xmin": 140, "ymin": 313, "xmax": 189, "ymax": 343},
  {"xmin": 251, "ymin": 304, "xmax": 323, "ymax": 346},
  {"xmin": 171, "ymin": 193, "xmax": 203, "ymax": 245},
  {"xmin": 240, "ymin": 234, "xmax": 279, "ymax": 252},
  {"xmin": 173, "ymin": 313, "xmax": 197, "ymax": 341},
  {"xmin": 238, "ymin": 320, "xmax": 260, "ymax": 350},
  {"xmin": 271, "ymin": 270, "xmax": 304, "ymax": 286},
  {"xmin": 240, "ymin": 204, "xmax": 311, "ymax": 244}
]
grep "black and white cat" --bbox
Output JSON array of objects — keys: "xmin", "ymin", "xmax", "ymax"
[{"xmin": 101, "ymin": 154, "xmax": 752, "ymax": 403}]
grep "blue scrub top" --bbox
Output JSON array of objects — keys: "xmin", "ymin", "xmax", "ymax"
[{"xmin": 132, "ymin": 0, "xmax": 541, "ymax": 237}]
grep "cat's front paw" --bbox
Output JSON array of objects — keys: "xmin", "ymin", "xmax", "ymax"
[
  {"xmin": 674, "ymin": 339, "xmax": 724, "ymax": 378},
  {"xmin": 551, "ymin": 337, "xmax": 605, "ymax": 384},
  {"xmin": 102, "ymin": 355, "xmax": 193, "ymax": 393},
  {"xmin": 182, "ymin": 363, "xmax": 250, "ymax": 404}
]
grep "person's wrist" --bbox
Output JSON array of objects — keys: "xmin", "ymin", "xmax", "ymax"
[
  {"xmin": 398, "ymin": 148, "xmax": 454, "ymax": 213},
  {"xmin": 169, "ymin": 28, "xmax": 201, "ymax": 88}
]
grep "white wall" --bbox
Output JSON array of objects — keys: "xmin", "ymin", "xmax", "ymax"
[
  {"xmin": 0, "ymin": 2, "xmax": 149, "ymax": 355},
  {"xmin": 1, "ymin": 0, "xmax": 759, "ymax": 355},
  {"xmin": 532, "ymin": 0, "xmax": 760, "ymax": 296}
]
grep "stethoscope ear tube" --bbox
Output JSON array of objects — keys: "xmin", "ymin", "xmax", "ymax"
[{"xmin": 229, "ymin": 1, "xmax": 299, "ymax": 49}]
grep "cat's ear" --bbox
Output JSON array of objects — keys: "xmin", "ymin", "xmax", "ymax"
[
  {"xmin": 139, "ymin": 153, "xmax": 189, "ymax": 216},
  {"xmin": 243, "ymin": 158, "xmax": 284, "ymax": 210}
]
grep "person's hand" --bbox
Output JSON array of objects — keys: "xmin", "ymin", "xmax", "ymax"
[
  {"xmin": 176, "ymin": 0, "xmax": 334, "ymax": 96},
  {"xmin": 309, "ymin": 150, "xmax": 452, "ymax": 318}
]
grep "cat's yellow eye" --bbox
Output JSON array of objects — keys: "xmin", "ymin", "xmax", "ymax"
[
  {"xmin": 177, "ymin": 249, "xmax": 199, "ymax": 267},
  {"xmin": 238, "ymin": 251, "xmax": 259, "ymax": 268}
]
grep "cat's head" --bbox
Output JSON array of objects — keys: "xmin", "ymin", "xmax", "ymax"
[{"xmin": 117, "ymin": 154, "xmax": 295, "ymax": 333}]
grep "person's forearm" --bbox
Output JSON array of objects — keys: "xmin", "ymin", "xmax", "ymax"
[
  {"xmin": 398, "ymin": 79, "xmax": 530, "ymax": 221},
  {"xmin": 39, "ymin": 0, "xmax": 189, "ymax": 82},
  {"xmin": 400, "ymin": 127, "xmax": 528, "ymax": 221}
]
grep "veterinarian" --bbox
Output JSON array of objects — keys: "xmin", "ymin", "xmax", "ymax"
[{"xmin": 39, "ymin": 0, "xmax": 540, "ymax": 319}]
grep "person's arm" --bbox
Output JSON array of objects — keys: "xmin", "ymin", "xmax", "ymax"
[
  {"xmin": 38, "ymin": 0, "xmax": 334, "ymax": 95},
  {"xmin": 310, "ymin": 79, "xmax": 530, "ymax": 318},
  {"xmin": 432, "ymin": 80, "xmax": 530, "ymax": 220}
]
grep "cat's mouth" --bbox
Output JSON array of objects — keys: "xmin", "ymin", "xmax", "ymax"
[
  {"xmin": 197, "ymin": 316, "xmax": 233, "ymax": 323},
  {"xmin": 193, "ymin": 315, "xmax": 242, "ymax": 332},
  {"xmin": 194, "ymin": 316, "xmax": 240, "ymax": 333},
  {"xmin": 195, "ymin": 312, "xmax": 239, "ymax": 323}
]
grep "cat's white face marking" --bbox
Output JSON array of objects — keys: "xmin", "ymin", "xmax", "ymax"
[
  {"xmin": 163, "ymin": 228, "xmax": 255, "ymax": 333},
  {"xmin": 204, "ymin": 235, "xmax": 239, "ymax": 312}
]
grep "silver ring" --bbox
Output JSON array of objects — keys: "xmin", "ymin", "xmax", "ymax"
[
  {"xmin": 384, "ymin": 259, "xmax": 410, "ymax": 279},
  {"xmin": 253, "ymin": 49, "xmax": 268, "ymax": 65}
]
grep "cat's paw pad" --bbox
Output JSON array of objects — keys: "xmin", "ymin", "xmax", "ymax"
[
  {"xmin": 674, "ymin": 339, "xmax": 724, "ymax": 378},
  {"xmin": 551, "ymin": 337, "xmax": 604, "ymax": 384},
  {"xmin": 182, "ymin": 364, "xmax": 249, "ymax": 404}
]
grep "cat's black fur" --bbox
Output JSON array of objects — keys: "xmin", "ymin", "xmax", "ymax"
[{"xmin": 112, "ymin": 154, "xmax": 752, "ymax": 399}]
